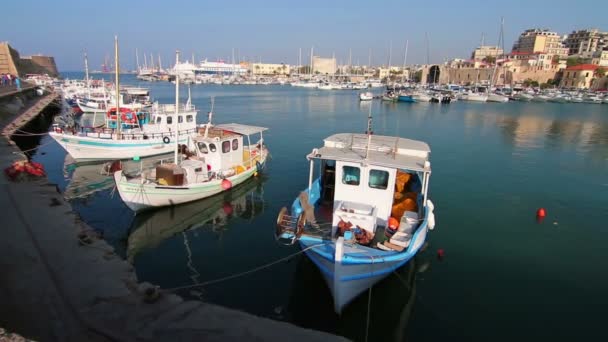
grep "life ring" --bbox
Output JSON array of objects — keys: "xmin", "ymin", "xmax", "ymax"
[{"xmin": 163, "ymin": 136, "xmax": 170, "ymax": 144}]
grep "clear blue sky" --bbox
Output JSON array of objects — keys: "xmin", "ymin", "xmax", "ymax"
[{"xmin": 3, "ymin": 0, "xmax": 606, "ymax": 71}]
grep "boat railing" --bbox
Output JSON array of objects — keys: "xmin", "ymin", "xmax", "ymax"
[
  {"xmin": 61, "ymin": 126, "xmax": 198, "ymax": 140},
  {"xmin": 152, "ymin": 103, "xmax": 196, "ymax": 114}
]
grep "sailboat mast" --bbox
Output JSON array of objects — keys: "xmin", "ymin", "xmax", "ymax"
[
  {"xmin": 114, "ymin": 36, "xmax": 121, "ymax": 139},
  {"xmin": 402, "ymin": 40, "xmax": 409, "ymax": 82},
  {"xmin": 136, "ymin": 48, "xmax": 140, "ymax": 72},
  {"xmin": 84, "ymin": 51, "xmax": 90, "ymax": 96},
  {"xmin": 174, "ymin": 50, "xmax": 180, "ymax": 165},
  {"xmin": 298, "ymin": 47, "xmax": 302, "ymax": 76},
  {"xmin": 310, "ymin": 46, "xmax": 314, "ymax": 77}
]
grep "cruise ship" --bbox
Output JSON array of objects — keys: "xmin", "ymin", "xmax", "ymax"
[{"xmin": 195, "ymin": 59, "xmax": 248, "ymax": 75}]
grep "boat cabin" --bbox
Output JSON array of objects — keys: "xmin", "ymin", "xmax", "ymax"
[
  {"xmin": 295, "ymin": 133, "xmax": 431, "ymax": 245},
  {"xmin": 186, "ymin": 123, "xmax": 268, "ymax": 177},
  {"xmin": 143, "ymin": 103, "xmax": 198, "ymax": 134}
]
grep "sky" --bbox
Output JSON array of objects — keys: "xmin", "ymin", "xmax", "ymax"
[{"xmin": 3, "ymin": 0, "xmax": 607, "ymax": 71}]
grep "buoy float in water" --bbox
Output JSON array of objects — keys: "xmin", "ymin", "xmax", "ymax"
[
  {"xmin": 437, "ymin": 248, "xmax": 445, "ymax": 260},
  {"xmin": 221, "ymin": 179, "xmax": 232, "ymax": 190},
  {"xmin": 536, "ymin": 208, "xmax": 546, "ymax": 218}
]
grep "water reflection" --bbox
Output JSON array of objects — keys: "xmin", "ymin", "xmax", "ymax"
[
  {"xmin": 62, "ymin": 154, "xmax": 171, "ymax": 200},
  {"xmin": 288, "ymin": 254, "xmax": 430, "ymax": 342},
  {"xmin": 126, "ymin": 176, "xmax": 267, "ymax": 264},
  {"xmin": 459, "ymin": 103, "xmax": 608, "ymax": 160}
]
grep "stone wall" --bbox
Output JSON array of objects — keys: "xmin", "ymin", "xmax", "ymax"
[{"xmin": 0, "ymin": 42, "xmax": 59, "ymax": 77}]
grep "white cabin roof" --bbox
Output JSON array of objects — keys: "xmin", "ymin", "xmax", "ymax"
[
  {"xmin": 214, "ymin": 123, "xmax": 268, "ymax": 136},
  {"xmin": 312, "ymin": 133, "xmax": 431, "ymax": 172}
]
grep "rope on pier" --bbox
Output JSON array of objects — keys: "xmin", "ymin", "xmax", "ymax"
[{"xmin": 163, "ymin": 243, "xmax": 323, "ymax": 293}]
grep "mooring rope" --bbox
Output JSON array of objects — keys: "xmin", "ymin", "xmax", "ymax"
[
  {"xmin": 163, "ymin": 243, "xmax": 322, "ymax": 293},
  {"xmin": 365, "ymin": 285, "xmax": 373, "ymax": 342}
]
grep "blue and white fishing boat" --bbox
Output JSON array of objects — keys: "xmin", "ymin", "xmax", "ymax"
[
  {"xmin": 397, "ymin": 93, "xmax": 416, "ymax": 103},
  {"xmin": 276, "ymin": 113, "xmax": 436, "ymax": 313}
]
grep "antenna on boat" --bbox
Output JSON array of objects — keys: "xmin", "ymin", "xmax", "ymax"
[
  {"xmin": 114, "ymin": 35, "xmax": 121, "ymax": 140},
  {"xmin": 365, "ymin": 103, "xmax": 373, "ymax": 159},
  {"xmin": 204, "ymin": 96, "xmax": 214, "ymax": 138},
  {"xmin": 174, "ymin": 49, "xmax": 180, "ymax": 165},
  {"xmin": 186, "ymin": 84, "xmax": 192, "ymax": 110}
]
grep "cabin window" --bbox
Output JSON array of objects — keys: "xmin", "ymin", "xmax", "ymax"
[
  {"xmin": 156, "ymin": 117, "xmax": 162, "ymax": 124},
  {"xmin": 197, "ymin": 142, "xmax": 208, "ymax": 154},
  {"xmin": 369, "ymin": 169, "xmax": 389, "ymax": 190},
  {"xmin": 178, "ymin": 116, "xmax": 183, "ymax": 123},
  {"xmin": 186, "ymin": 115, "xmax": 194, "ymax": 123},
  {"xmin": 167, "ymin": 116, "xmax": 173, "ymax": 124},
  {"xmin": 232, "ymin": 139, "xmax": 238, "ymax": 150},
  {"xmin": 209, "ymin": 143, "xmax": 217, "ymax": 152},
  {"xmin": 222, "ymin": 141, "xmax": 231, "ymax": 153},
  {"xmin": 342, "ymin": 166, "xmax": 360, "ymax": 186}
]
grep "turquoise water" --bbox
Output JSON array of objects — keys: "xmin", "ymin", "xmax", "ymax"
[{"xmin": 34, "ymin": 73, "xmax": 608, "ymax": 341}]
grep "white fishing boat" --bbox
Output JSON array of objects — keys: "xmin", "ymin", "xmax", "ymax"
[
  {"xmin": 49, "ymin": 37, "xmax": 198, "ymax": 161},
  {"xmin": 113, "ymin": 51, "xmax": 270, "ymax": 213},
  {"xmin": 275, "ymin": 111, "xmax": 436, "ymax": 314},
  {"xmin": 487, "ymin": 93, "xmax": 509, "ymax": 103},
  {"xmin": 359, "ymin": 92, "xmax": 373, "ymax": 101},
  {"xmin": 461, "ymin": 92, "xmax": 488, "ymax": 102}
]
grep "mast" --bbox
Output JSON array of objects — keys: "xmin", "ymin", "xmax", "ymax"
[
  {"xmin": 143, "ymin": 53, "xmax": 147, "ymax": 70},
  {"xmin": 310, "ymin": 46, "xmax": 314, "ymax": 77},
  {"xmin": 402, "ymin": 40, "xmax": 409, "ymax": 82},
  {"xmin": 174, "ymin": 50, "xmax": 180, "ymax": 164},
  {"xmin": 298, "ymin": 47, "xmax": 302, "ymax": 76},
  {"xmin": 135, "ymin": 48, "xmax": 140, "ymax": 72},
  {"xmin": 365, "ymin": 103, "xmax": 373, "ymax": 160},
  {"xmin": 114, "ymin": 36, "xmax": 121, "ymax": 139},
  {"xmin": 158, "ymin": 54, "xmax": 162, "ymax": 73},
  {"xmin": 83, "ymin": 51, "xmax": 90, "ymax": 96}
]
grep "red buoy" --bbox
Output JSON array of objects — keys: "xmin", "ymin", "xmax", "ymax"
[
  {"xmin": 536, "ymin": 208, "xmax": 546, "ymax": 218},
  {"xmin": 437, "ymin": 248, "xmax": 445, "ymax": 260},
  {"xmin": 221, "ymin": 179, "xmax": 232, "ymax": 190}
]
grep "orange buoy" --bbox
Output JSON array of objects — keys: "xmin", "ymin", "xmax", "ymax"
[
  {"xmin": 221, "ymin": 179, "xmax": 232, "ymax": 190},
  {"xmin": 388, "ymin": 217, "xmax": 400, "ymax": 230},
  {"xmin": 536, "ymin": 208, "xmax": 546, "ymax": 218}
]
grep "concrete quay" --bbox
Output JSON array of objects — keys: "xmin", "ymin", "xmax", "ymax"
[{"xmin": 0, "ymin": 90, "xmax": 348, "ymax": 341}]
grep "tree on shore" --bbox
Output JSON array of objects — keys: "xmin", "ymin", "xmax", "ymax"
[
  {"xmin": 483, "ymin": 56, "xmax": 496, "ymax": 64},
  {"xmin": 566, "ymin": 57, "xmax": 584, "ymax": 67}
]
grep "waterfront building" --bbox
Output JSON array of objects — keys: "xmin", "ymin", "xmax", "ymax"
[
  {"xmin": 559, "ymin": 64, "xmax": 601, "ymax": 89},
  {"xmin": 563, "ymin": 29, "xmax": 608, "ymax": 55},
  {"xmin": 312, "ymin": 56, "xmax": 337, "ymax": 75},
  {"xmin": 251, "ymin": 63, "xmax": 290, "ymax": 75},
  {"xmin": 512, "ymin": 29, "xmax": 569, "ymax": 57},
  {"xmin": 471, "ymin": 46, "xmax": 504, "ymax": 61}
]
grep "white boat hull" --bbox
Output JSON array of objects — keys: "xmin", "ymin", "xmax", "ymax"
[
  {"xmin": 49, "ymin": 131, "xmax": 193, "ymax": 161},
  {"xmin": 462, "ymin": 93, "xmax": 488, "ymax": 102},
  {"xmin": 297, "ymin": 210, "xmax": 430, "ymax": 314},
  {"xmin": 487, "ymin": 93, "xmax": 509, "ymax": 103}
]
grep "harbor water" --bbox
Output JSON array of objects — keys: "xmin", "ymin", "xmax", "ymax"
[{"xmin": 33, "ymin": 73, "xmax": 608, "ymax": 341}]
